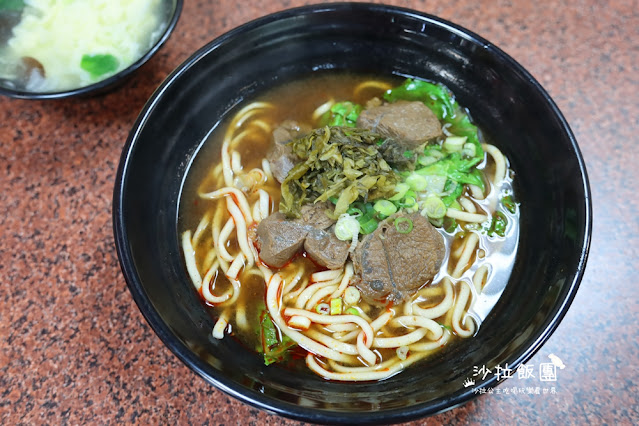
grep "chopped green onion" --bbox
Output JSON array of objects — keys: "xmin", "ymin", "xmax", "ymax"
[
  {"xmin": 397, "ymin": 196, "xmax": 417, "ymax": 209},
  {"xmin": 373, "ymin": 200, "xmax": 397, "ymax": 217},
  {"xmin": 488, "ymin": 212, "xmax": 508, "ymax": 237},
  {"xmin": 406, "ymin": 173, "xmax": 428, "ymax": 192},
  {"xmin": 389, "ymin": 183, "xmax": 410, "ymax": 201},
  {"xmin": 344, "ymin": 287, "xmax": 361, "ymax": 305},
  {"xmin": 422, "ymin": 195, "xmax": 447, "ymax": 219},
  {"xmin": 346, "ymin": 207, "xmax": 363, "ymax": 217},
  {"xmin": 448, "ymin": 200, "xmax": 461, "ymax": 210},
  {"xmin": 345, "ymin": 307, "xmax": 360, "ymax": 316},
  {"xmin": 394, "ymin": 217, "xmax": 413, "ymax": 234},
  {"xmin": 443, "ymin": 217, "xmax": 458, "ymax": 233},
  {"xmin": 330, "ymin": 298, "xmax": 343, "ymax": 315},
  {"xmin": 355, "ymin": 202, "xmax": 380, "ymax": 234},
  {"xmin": 335, "ymin": 214, "xmax": 360, "ymax": 241},
  {"xmin": 404, "ymin": 205, "xmax": 419, "ymax": 214},
  {"xmin": 316, "ymin": 303, "xmax": 330, "ymax": 315},
  {"xmin": 464, "ymin": 222, "xmax": 482, "ymax": 231},
  {"xmin": 461, "ymin": 142, "xmax": 476, "ymax": 158},
  {"xmin": 443, "ymin": 136, "xmax": 467, "ymax": 152},
  {"xmin": 502, "ymin": 195, "xmax": 517, "ymax": 214},
  {"xmin": 429, "ymin": 217, "xmax": 444, "ymax": 227},
  {"xmin": 359, "ymin": 218, "xmax": 379, "ymax": 235}
]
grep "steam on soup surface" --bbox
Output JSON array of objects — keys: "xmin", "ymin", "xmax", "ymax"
[{"xmin": 180, "ymin": 73, "xmax": 519, "ymax": 381}]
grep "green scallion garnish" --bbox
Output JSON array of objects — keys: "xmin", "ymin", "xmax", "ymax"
[{"xmin": 394, "ymin": 217, "xmax": 413, "ymax": 234}]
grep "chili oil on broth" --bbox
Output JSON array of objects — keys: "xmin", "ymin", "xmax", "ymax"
[
  {"xmin": 178, "ymin": 72, "xmax": 520, "ymax": 380},
  {"xmin": 179, "ymin": 73, "xmax": 405, "ymax": 352},
  {"xmin": 180, "ymin": 73, "xmax": 400, "ymax": 230}
]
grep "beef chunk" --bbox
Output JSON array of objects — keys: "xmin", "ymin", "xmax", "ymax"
[
  {"xmin": 300, "ymin": 202, "xmax": 334, "ymax": 231},
  {"xmin": 377, "ymin": 140, "xmax": 415, "ymax": 170},
  {"xmin": 255, "ymin": 212, "xmax": 307, "ymax": 268},
  {"xmin": 357, "ymin": 100, "xmax": 443, "ymax": 148},
  {"xmin": 304, "ymin": 226, "xmax": 350, "ymax": 270},
  {"xmin": 352, "ymin": 212, "xmax": 445, "ymax": 303},
  {"xmin": 256, "ymin": 203, "xmax": 349, "ymax": 269},
  {"xmin": 266, "ymin": 120, "xmax": 310, "ymax": 183}
]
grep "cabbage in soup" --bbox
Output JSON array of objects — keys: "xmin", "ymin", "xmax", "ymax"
[{"xmin": 180, "ymin": 73, "xmax": 519, "ymax": 381}]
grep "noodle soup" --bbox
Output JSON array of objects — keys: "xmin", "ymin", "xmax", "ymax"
[{"xmin": 179, "ymin": 72, "xmax": 519, "ymax": 381}]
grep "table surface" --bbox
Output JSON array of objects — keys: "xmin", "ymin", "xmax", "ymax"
[{"xmin": 1, "ymin": 0, "xmax": 637, "ymax": 424}]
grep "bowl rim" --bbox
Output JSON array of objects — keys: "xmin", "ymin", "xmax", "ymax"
[
  {"xmin": 0, "ymin": 0, "xmax": 184, "ymax": 100},
  {"xmin": 113, "ymin": 2, "xmax": 592, "ymax": 423}
]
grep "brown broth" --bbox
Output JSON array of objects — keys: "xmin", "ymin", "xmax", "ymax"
[{"xmin": 178, "ymin": 71, "xmax": 520, "ymax": 375}]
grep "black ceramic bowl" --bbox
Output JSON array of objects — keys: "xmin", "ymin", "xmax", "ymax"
[
  {"xmin": 0, "ymin": 0, "xmax": 182, "ymax": 100},
  {"xmin": 113, "ymin": 3, "xmax": 591, "ymax": 424}
]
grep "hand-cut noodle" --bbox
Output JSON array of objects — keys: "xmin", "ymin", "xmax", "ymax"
[
  {"xmin": 331, "ymin": 263, "xmax": 355, "ymax": 298},
  {"xmin": 304, "ymin": 285, "xmax": 339, "ymax": 310},
  {"xmin": 412, "ymin": 278, "xmax": 454, "ymax": 319},
  {"xmin": 201, "ymin": 262, "xmax": 232, "ymax": 304},
  {"xmin": 216, "ymin": 218, "xmax": 236, "ymax": 263},
  {"xmin": 191, "ymin": 212, "xmax": 211, "ymax": 247},
  {"xmin": 446, "ymin": 209, "xmax": 488, "ymax": 223},
  {"xmin": 180, "ymin": 77, "xmax": 518, "ymax": 381},
  {"xmin": 353, "ymin": 80, "xmax": 392, "ymax": 97},
  {"xmin": 459, "ymin": 197, "xmax": 477, "ymax": 213},
  {"xmin": 483, "ymin": 143, "xmax": 507, "ymax": 184},
  {"xmin": 452, "ymin": 281, "xmax": 476, "ymax": 337},
  {"xmin": 182, "ymin": 230, "xmax": 202, "ymax": 290},
  {"xmin": 473, "ymin": 265, "xmax": 490, "ymax": 294},
  {"xmin": 295, "ymin": 280, "xmax": 341, "ymax": 309},
  {"xmin": 312, "ymin": 99, "xmax": 335, "ymax": 122},
  {"xmin": 452, "ymin": 232, "xmax": 480, "ymax": 279},
  {"xmin": 212, "ymin": 313, "xmax": 229, "ymax": 339}
]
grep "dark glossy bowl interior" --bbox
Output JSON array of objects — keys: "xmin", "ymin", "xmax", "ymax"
[
  {"xmin": 113, "ymin": 3, "xmax": 591, "ymax": 424},
  {"xmin": 0, "ymin": 0, "xmax": 182, "ymax": 100}
]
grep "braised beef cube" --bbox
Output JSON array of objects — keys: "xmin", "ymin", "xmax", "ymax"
[
  {"xmin": 300, "ymin": 202, "xmax": 334, "ymax": 231},
  {"xmin": 352, "ymin": 212, "xmax": 445, "ymax": 303},
  {"xmin": 256, "ymin": 202, "xmax": 344, "ymax": 269},
  {"xmin": 304, "ymin": 226, "xmax": 350, "ymax": 270},
  {"xmin": 266, "ymin": 120, "xmax": 310, "ymax": 183},
  {"xmin": 357, "ymin": 100, "xmax": 443, "ymax": 148},
  {"xmin": 256, "ymin": 212, "xmax": 307, "ymax": 268}
]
